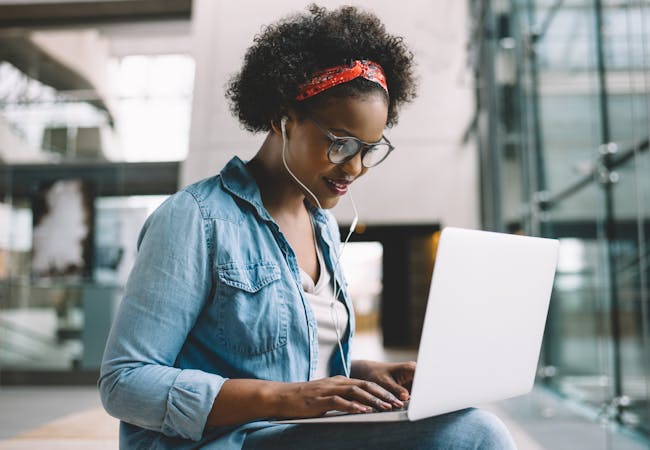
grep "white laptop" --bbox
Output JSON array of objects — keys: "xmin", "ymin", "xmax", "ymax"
[{"xmin": 274, "ymin": 227, "xmax": 559, "ymax": 423}]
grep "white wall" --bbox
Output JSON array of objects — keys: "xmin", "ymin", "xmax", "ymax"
[{"xmin": 184, "ymin": 0, "xmax": 478, "ymax": 228}]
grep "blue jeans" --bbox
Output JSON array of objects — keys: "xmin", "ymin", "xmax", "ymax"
[{"xmin": 241, "ymin": 408, "xmax": 517, "ymax": 450}]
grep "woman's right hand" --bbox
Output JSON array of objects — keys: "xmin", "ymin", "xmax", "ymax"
[
  {"xmin": 208, "ymin": 376, "xmax": 405, "ymax": 427},
  {"xmin": 271, "ymin": 375, "xmax": 405, "ymax": 418}
]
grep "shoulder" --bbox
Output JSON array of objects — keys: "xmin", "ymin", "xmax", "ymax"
[
  {"xmin": 181, "ymin": 175, "xmax": 245, "ymax": 224},
  {"xmin": 139, "ymin": 174, "xmax": 242, "ymax": 239}
]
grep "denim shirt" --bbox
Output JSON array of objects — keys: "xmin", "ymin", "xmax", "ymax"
[{"xmin": 99, "ymin": 156, "xmax": 355, "ymax": 449}]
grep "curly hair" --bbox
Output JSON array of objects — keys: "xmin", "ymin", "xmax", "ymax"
[{"xmin": 225, "ymin": 4, "xmax": 417, "ymax": 132}]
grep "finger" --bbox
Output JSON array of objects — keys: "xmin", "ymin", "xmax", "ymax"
[
  {"xmin": 352, "ymin": 380, "xmax": 403, "ymax": 409},
  {"xmin": 323, "ymin": 395, "xmax": 372, "ymax": 414},
  {"xmin": 376, "ymin": 376, "xmax": 410, "ymax": 402},
  {"xmin": 399, "ymin": 363, "xmax": 417, "ymax": 399},
  {"xmin": 322, "ymin": 377, "xmax": 401, "ymax": 409},
  {"xmin": 330, "ymin": 383, "xmax": 394, "ymax": 411}
]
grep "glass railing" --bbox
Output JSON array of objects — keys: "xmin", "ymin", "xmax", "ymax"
[{"xmin": 470, "ymin": 0, "xmax": 650, "ymax": 446}]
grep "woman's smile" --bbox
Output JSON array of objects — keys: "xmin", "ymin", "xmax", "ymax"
[{"xmin": 323, "ymin": 176, "xmax": 353, "ymax": 196}]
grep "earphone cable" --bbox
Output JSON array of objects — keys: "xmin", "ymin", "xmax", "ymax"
[{"xmin": 281, "ymin": 118, "xmax": 356, "ymax": 378}]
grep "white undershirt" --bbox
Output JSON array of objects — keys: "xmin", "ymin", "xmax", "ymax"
[{"xmin": 299, "ymin": 233, "xmax": 349, "ymax": 379}]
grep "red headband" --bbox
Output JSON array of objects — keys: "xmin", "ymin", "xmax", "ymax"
[{"xmin": 295, "ymin": 60, "xmax": 388, "ymax": 101}]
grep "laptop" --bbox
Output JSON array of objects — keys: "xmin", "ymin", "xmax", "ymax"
[{"xmin": 273, "ymin": 227, "xmax": 559, "ymax": 423}]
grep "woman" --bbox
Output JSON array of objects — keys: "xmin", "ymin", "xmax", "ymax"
[{"xmin": 99, "ymin": 5, "xmax": 517, "ymax": 449}]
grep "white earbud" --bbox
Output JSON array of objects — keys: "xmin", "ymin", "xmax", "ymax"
[{"xmin": 280, "ymin": 116, "xmax": 288, "ymax": 133}]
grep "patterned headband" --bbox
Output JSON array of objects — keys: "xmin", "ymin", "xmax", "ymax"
[{"xmin": 295, "ymin": 60, "xmax": 388, "ymax": 101}]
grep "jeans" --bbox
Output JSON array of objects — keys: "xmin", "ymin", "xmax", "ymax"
[{"xmin": 241, "ymin": 408, "xmax": 518, "ymax": 450}]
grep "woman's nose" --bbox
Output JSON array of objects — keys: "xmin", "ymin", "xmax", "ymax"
[{"xmin": 341, "ymin": 151, "xmax": 364, "ymax": 177}]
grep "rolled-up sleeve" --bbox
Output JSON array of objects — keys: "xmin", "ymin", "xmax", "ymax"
[{"xmin": 98, "ymin": 190, "xmax": 224, "ymax": 442}]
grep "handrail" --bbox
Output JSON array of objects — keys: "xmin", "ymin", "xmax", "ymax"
[
  {"xmin": 537, "ymin": 137, "xmax": 649, "ymax": 211},
  {"xmin": 0, "ymin": 317, "xmax": 58, "ymax": 347},
  {"xmin": 530, "ymin": 0, "xmax": 566, "ymax": 43},
  {"xmin": 0, "ymin": 337, "xmax": 43, "ymax": 362}
]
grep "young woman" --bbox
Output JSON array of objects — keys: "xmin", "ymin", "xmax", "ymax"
[{"xmin": 99, "ymin": 5, "xmax": 517, "ymax": 449}]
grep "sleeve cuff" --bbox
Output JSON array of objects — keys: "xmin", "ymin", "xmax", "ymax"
[{"xmin": 161, "ymin": 369, "xmax": 227, "ymax": 441}]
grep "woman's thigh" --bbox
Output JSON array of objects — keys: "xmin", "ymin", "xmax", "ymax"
[{"xmin": 242, "ymin": 408, "xmax": 517, "ymax": 450}]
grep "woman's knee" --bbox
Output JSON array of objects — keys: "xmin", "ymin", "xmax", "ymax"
[{"xmin": 457, "ymin": 408, "xmax": 517, "ymax": 449}]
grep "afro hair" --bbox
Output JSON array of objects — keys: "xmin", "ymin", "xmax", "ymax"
[{"xmin": 225, "ymin": 4, "xmax": 417, "ymax": 133}]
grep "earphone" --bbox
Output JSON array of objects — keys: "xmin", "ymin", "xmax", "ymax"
[
  {"xmin": 281, "ymin": 116, "xmax": 322, "ymax": 209},
  {"xmin": 280, "ymin": 115, "xmax": 357, "ymax": 378}
]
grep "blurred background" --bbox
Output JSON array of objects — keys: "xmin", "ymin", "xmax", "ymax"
[{"xmin": 0, "ymin": 0, "xmax": 648, "ymax": 449}]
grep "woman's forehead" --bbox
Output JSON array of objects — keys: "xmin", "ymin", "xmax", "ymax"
[{"xmin": 313, "ymin": 95, "xmax": 387, "ymax": 138}]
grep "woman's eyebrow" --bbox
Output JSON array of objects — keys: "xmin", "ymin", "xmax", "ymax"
[
  {"xmin": 329, "ymin": 127, "xmax": 357, "ymax": 137},
  {"xmin": 330, "ymin": 127, "xmax": 385, "ymax": 144}
]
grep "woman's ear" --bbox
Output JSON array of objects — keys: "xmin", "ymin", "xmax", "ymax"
[
  {"xmin": 270, "ymin": 119, "xmax": 281, "ymax": 135},
  {"xmin": 271, "ymin": 115, "xmax": 290, "ymax": 137}
]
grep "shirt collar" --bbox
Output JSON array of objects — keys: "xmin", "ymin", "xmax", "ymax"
[
  {"xmin": 219, "ymin": 156, "xmax": 272, "ymax": 222},
  {"xmin": 219, "ymin": 156, "xmax": 330, "ymax": 225}
]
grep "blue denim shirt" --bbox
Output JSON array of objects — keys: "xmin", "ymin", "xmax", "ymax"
[{"xmin": 99, "ymin": 156, "xmax": 355, "ymax": 449}]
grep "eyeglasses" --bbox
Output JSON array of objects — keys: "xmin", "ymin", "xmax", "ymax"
[{"xmin": 308, "ymin": 117, "xmax": 394, "ymax": 168}]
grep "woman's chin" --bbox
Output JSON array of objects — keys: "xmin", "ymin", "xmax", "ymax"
[{"xmin": 306, "ymin": 195, "xmax": 340, "ymax": 210}]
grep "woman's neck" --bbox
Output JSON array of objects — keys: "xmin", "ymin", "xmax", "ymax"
[{"xmin": 247, "ymin": 133, "xmax": 308, "ymax": 221}]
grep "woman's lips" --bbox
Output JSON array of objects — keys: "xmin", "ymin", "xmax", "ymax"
[{"xmin": 324, "ymin": 177, "xmax": 352, "ymax": 195}]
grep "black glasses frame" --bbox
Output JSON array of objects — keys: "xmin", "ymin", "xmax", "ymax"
[{"xmin": 308, "ymin": 117, "xmax": 395, "ymax": 168}]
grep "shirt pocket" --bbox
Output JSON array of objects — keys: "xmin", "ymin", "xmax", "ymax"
[{"xmin": 215, "ymin": 261, "xmax": 288, "ymax": 356}]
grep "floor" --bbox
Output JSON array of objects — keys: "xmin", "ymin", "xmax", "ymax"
[{"xmin": 0, "ymin": 332, "xmax": 648, "ymax": 449}]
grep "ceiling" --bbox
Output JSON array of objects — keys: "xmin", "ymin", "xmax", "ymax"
[
  {"xmin": 0, "ymin": 0, "xmax": 194, "ymax": 123},
  {"xmin": 0, "ymin": 0, "xmax": 192, "ymax": 28}
]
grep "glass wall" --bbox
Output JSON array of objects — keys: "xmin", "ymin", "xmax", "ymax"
[
  {"xmin": 470, "ymin": 0, "xmax": 650, "ymax": 444},
  {"xmin": 0, "ymin": 25, "xmax": 194, "ymax": 381}
]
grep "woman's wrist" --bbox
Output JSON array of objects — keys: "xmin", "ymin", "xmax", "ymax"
[
  {"xmin": 207, "ymin": 379, "xmax": 287, "ymax": 426},
  {"xmin": 260, "ymin": 380, "xmax": 285, "ymax": 418}
]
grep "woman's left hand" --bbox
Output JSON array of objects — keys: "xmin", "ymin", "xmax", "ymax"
[{"xmin": 350, "ymin": 360, "xmax": 416, "ymax": 402}]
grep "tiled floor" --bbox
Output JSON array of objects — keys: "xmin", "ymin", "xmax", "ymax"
[
  {"xmin": 0, "ymin": 387, "xmax": 103, "ymax": 439},
  {"xmin": 0, "ymin": 331, "xmax": 648, "ymax": 449}
]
